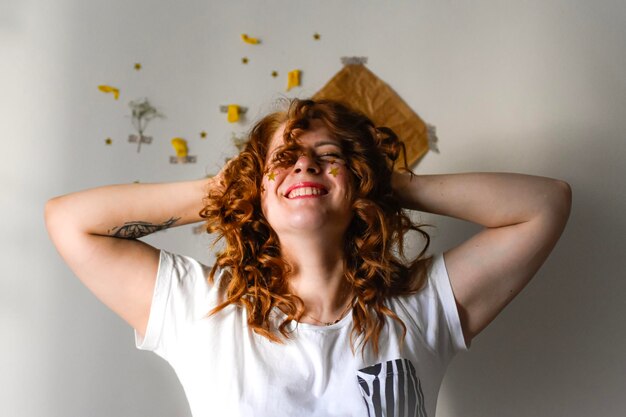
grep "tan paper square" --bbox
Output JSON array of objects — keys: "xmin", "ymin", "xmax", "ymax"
[{"xmin": 313, "ymin": 64, "xmax": 430, "ymax": 168}]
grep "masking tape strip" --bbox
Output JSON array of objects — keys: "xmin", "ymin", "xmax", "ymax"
[{"xmin": 340, "ymin": 56, "xmax": 368, "ymax": 66}]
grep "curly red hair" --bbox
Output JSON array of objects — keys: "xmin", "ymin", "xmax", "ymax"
[{"xmin": 200, "ymin": 98, "xmax": 430, "ymax": 354}]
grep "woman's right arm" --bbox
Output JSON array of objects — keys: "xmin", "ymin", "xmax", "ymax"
[{"xmin": 44, "ymin": 177, "xmax": 215, "ymax": 336}]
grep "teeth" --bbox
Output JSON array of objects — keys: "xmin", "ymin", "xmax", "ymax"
[{"xmin": 287, "ymin": 187, "xmax": 324, "ymax": 198}]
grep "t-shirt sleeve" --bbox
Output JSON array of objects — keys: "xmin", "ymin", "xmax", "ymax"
[
  {"xmin": 397, "ymin": 253, "xmax": 469, "ymax": 363},
  {"xmin": 134, "ymin": 250, "xmax": 218, "ymax": 361}
]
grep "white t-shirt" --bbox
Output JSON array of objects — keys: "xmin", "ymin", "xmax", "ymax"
[{"xmin": 136, "ymin": 250, "xmax": 468, "ymax": 417}]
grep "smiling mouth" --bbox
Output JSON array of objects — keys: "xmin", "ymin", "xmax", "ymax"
[{"xmin": 285, "ymin": 185, "xmax": 328, "ymax": 199}]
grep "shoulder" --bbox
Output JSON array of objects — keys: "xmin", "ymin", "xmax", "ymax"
[
  {"xmin": 389, "ymin": 254, "xmax": 446, "ymax": 316},
  {"xmin": 388, "ymin": 254, "xmax": 468, "ymax": 353},
  {"xmin": 136, "ymin": 251, "xmax": 226, "ymax": 352},
  {"xmin": 154, "ymin": 250, "xmax": 227, "ymax": 309}
]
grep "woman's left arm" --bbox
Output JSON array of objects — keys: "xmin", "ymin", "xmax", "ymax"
[{"xmin": 392, "ymin": 172, "xmax": 572, "ymax": 344}]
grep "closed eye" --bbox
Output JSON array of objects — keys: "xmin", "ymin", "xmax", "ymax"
[{"xmin": 318, "ymin": 152, "xmax": 346, "ymax": 163}]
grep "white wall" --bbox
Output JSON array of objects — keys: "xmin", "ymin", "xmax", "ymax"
[{"xmin": 2, "ymin": 0, "xmax": 625, "ymax": 416}]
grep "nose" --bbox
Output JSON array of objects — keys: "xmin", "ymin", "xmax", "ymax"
[{"xmin": 293, "ymin": 152, "xmax": 320, "ymax": 174}]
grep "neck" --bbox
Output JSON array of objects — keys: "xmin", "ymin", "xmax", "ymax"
[{"xmin": 279, "ymin": 233, "xmax": 353, "ymax": 324}]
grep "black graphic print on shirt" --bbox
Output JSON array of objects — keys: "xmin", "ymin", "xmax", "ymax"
[{"xmin": 357, "ymin": 358, "xmax": 427, "ymax": 417}]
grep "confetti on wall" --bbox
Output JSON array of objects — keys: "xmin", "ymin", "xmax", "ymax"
[
  {"xmin": 170, "ymin": 137, "xmax": 197, "ymax": 164},
  {"xmin": 220, "ymin": 105, "xmax": 247, "ymax": 123},
  {"xmin": 227, "ymin": 105, "xmax": 240, "ymax": 123},
  {"xmin": 287, "ymin": 69, "xmax": 301, "ymax": 91},
  {"xmin": 98, "ymin": 85, "xmax": 120, "ymax": 100},
  {"xmin": 241, "ymin": 33, "xmax": 261, "ymax": 44}
]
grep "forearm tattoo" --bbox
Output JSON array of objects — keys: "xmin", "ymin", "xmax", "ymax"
[{"xmin": 108, "ymin": 217, "xmax": 181, "ymax": 239}]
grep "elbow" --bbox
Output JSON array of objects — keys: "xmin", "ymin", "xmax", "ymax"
[
  {"xmin": 44, "ymin": 197, "xmax": 62, "ymax": 236},
  {"xmin": 556, "ymin": 179, "xmax": 572, "ymax": 215},
  {"xmin": 548, "ymin": 179, "xmax": 572, "ymax": 226},
  {"xmin": 44, "ymin": 197, "xmax": 73, "ymax": 238},
  {"xmin": 44, "ymin": 198, "xmax": 58, "ymax": 228}
]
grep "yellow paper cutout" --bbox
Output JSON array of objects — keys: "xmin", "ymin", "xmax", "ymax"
[
  {"xmin": 171, "ymin": 137, "xmax": 188, "ymax": 158},
  {"xmin": 241, "ymin": 34, "xmax": 260, "ymax": 44},
  {"xmin": 329, "ymin": 167, "xmax": 339, "ymax": 177},
  {"xmin": 98, "ymin": 85, "xmax": 120, "ymax": 100},
  {"xmin": 227, "ymin": 105, "xmax": 240, "ymax": 123},
  {"xmin": 287, "ymin": 70, "xmax": 301, "ymax": 91}
]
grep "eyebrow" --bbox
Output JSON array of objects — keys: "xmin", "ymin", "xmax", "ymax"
[
  {"xmin": 267, "ymin": 140, "xmax": 342, "ymax": 161},
  {"xmin": 313, "ymin": 141, "xmax": 342, "ymax": 148}
]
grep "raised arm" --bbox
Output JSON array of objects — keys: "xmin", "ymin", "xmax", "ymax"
[
  {"xmin": 392, "ymin": 172, "xmax": 572, "ymax": 344},
  {"xmin": 44, "ymin": 177, "xmax": 215, "ymax": 336}
]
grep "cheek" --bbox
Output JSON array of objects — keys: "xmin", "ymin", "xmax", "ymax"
[
  {"xmin": 328, "ymin": 164, "xmax": 351, "ymax": 186},
  {"xmin": 268, "ymin": 166, "xmax": 282, "ymax": 179},
  {"xmin": 261, "ymin": 167, "xmax": 284, "ymax": 196}
]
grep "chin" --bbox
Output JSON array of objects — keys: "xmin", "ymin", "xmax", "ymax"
[
  {"xmin": 286, "ymin": 215, "xmax": 328, "ymax": 231},
  {"xmin": 269, "ymin": 214, "xmax": 337, "ymax": 235}
]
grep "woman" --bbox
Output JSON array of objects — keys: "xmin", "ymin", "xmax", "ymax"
[{"xmin": 45, "ymin": 99, "xmax": 571, "ymax": 416}]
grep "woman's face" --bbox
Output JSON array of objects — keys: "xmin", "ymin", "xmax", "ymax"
[{"xmin": 260, "ymin": 122, "xmax": 354, "ymax": 241}]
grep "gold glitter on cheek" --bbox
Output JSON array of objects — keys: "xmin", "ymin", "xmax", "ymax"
[{"xmin": 329, "ymin": 167, "xmax": 339, "ymax": 177}]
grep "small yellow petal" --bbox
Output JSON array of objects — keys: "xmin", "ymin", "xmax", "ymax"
[
  {"xmin": 286, "ymin": 70, "xmax": 301, "ymax": 91},
  {"xmin": 227, "ymin": 104, "xmax": 240, "ymax": 123},
  {"xmin": 171, "ymin": 137, "xmax": 188, "ymax": 158},
  {"xmin": 241, "ymin": 34, "xmax": 260, "ymax": 44},
  {"xmin": 98, "ymin": 85, "xmax": 120, "ymax": 100}
]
